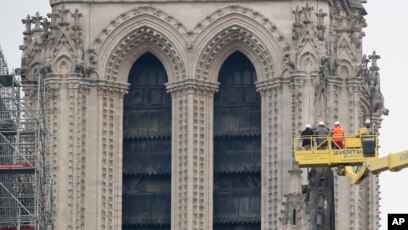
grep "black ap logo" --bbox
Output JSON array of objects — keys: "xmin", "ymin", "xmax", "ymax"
[{"xmin": 388, "ymin": 214, "xmax": 408, "ymax": 229}]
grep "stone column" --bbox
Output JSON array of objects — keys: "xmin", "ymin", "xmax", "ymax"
[
  {"xmin": 328, "ymin": 75, "xmax": 350, "ymax": 230},
  {"xmin": 367, "ymin": 174, "xmax": 380, "ymax": 229},
  {"xmin": 66, "ymin": 76, "xmax": 90, "ymax": 230},
  {"xmin": 44, "ymin": 75, "xmax": 62, "ymax": 228},
  {"xmin": 326, "ymin": 76, "xmax": 342, "ymax": 122},
  {"xmin": 166, "ymin": 79, "xmax": 218, "ymax": 230},
  {"xmin": 347, "ymin": 79, "xmax": 364, "ymax": 230},
  {"xmin": 290, "ymin": 73, "xmax": 309, "ymax": 186},
  {"xmin": 346, "ymin": 78, "xmax": 362, "ymax": 134},
  {"xmin": 93, "ymin": 80, "xmax": 128, "ymax": 230},
  {"xmin": 291, "ymin": 74, "xmax": 306, "ymax": 135},
  {"xmin": 257, "ymin": 78, "xmax": 286, "ymax": 230},
  {"xmin": 44, "ymin": 74, "xmax": 95, "ymax": 230}
]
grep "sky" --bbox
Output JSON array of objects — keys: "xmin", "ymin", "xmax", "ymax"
[{"xmin": 0, "ymin": 1, "xmax": 407, "ymax": 229}]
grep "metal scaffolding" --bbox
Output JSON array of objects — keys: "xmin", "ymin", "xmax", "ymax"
[
  {"xmin": 0, "ymin": 47, "xmax": 9, "ymax": 76},
  {"xmin": 0, "ymin": 72, "xmax": 52, "ymax": 230}
]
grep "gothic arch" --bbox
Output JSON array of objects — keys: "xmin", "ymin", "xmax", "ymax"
[
  {"xmin": 55, "ymin": 55, "xmax": 73, "ymax": 74},
  {"xmin": 282, "ymin": 68, "xmax": 291, "ymax": 78},
  {"xmin": 193, "ymin": 6, "xmax": 290, "ymax": 81},
  {"xmin": 94, "ymin": 7, "xmax": 188, "ymax": 82},
  {"xmin": 360, "ymin": 97, "xmax": 372, "ymax": 115},
  {"xmin": 337, "ymin": 60, "xmax": 355, "ymax": 78},
  {"xmin": 298, "ymin": 52, "xmax": 318, "ymax": 72},
  {"xmin": 27, "ymin": 62, "xmax": 41, "ymax": 76},
  {"xmin": 202, "ymin": 41, "xmax": 265, "ymax": 83}
]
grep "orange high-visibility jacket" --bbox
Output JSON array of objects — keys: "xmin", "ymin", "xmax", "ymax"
[{"xmin": 331, "ymin": 126, "xmax": 344, "ymax": 142}]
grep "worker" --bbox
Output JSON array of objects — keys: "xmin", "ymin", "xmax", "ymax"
[
  {"xmin": 361, "ymin": 118, "xmax": 376, "ymax": 157},
  {"xmin": 330, "ymin": 121, "xmax": 345, "ymax": 149},
  {"xmin": 364, "ymin": 119, "xmax": 375, "ymax": 134},
  {"xmin": 301, "ymin": 124, "xmax": 314, "ymax": 150},
  {"xmin": 314, "ymin": 121, "xmax": 329, "ymax": 149}
]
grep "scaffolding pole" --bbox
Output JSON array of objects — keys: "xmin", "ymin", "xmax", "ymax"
[{"xmin": 0, "ymin": 73, "xmax": 52, "ymax": 230}]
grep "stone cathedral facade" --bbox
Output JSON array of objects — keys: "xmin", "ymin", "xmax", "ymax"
[{"xmin": 18, "ymin": 0, "xmax": 386, "ymax": 229}]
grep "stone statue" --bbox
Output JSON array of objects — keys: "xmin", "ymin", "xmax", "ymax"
[
  {"xmin": 58, "ymin": 5, "xmax": 71, "ymax": 27},
  {"xmin": 314, "ymin": 57, "xmax": 330, "ymax": 121},
  {"xmin": 365, "ymin": 51, "xmax": 384, "ymax": 114},
  {"xmin": 71, "ymin": 9, "xmax": 83, "ymax": 31},
  {"xmin": 358, "ymin": 55, "xmax": 370, "ymax": 84},
  {"xmin": 74, "ymin": 43, "xmax": 85, "ymax": 74},
  {"xmin": 315, "ymin": 9, "xmax": 327, "ymax": 30},
  {"xmin": 292, "ymin": 6, "xmax": 303, "ymax": 26},
  {"xmin": 283, "ymin": 53, "xmax": 295, "ymax": 70},
  {"xmin": 369, "ymin": 71, "xmax": 384, "ymax": 113},
  {"xmin": 302, "ymin": 3, "xmax": 314, "ymax": 24},
  {"xmin": 292, "ymin": 6, "xmax": 304, "ymax": 40},
  {"xmin": 369, "ymin": 51, "xmax": 380, "ymax": 71},
  {"xmin": 315, "ymin": 9, "xmax": 327, "ymax": 41}
]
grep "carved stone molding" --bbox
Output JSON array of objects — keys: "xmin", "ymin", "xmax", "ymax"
[
  {"xmin": 192, "ymin": 5, "xmax": 289, "ymax": 50},
  {"xmin": 102, "ymin": 25, "xmax": 186, "ymax": 82},
  {"xmin": 92, "ymin": 6, "xmax": 189, "ymax": 53},
  {"xmin": 95, "ymin": 79, "xmax": 129, "ymax": 95},
  {"xmin": 93, "ymin": 5, "xmax": 291, "ymax": 83},
  {"xmin": 44, "ymin": 75, "xmax": 63, "ymax": 90},
  {"xmin": 166, "ymin": 78, "xmax": 219, "ymax": 95},
  {"xmin": 256, "ymin": 77, "xmax": 287, "ymax": 93},
  {"xmin": 195, "ymin": 25, "xmax": 276, "ymax": 81},
  {"xmin": 193, "ymin": 5, "xmax": 291, "ymax": 81}
]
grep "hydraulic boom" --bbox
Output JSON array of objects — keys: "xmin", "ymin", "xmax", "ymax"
[{"xmin": 294, "ymin": 128, "xmax": 408, "ymax": 184}]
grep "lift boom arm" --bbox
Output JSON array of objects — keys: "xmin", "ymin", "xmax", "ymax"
[{"xmin": 344, "ymin": 150, "xmax": 408, "ymax": 184}]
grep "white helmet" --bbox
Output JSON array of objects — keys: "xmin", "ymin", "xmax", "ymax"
[
  {"xmin": 334, "ymin": 121, "xmax": 340, "ymax": 125},
  {"xmin": 305, "ymin": 124, "xmax": 311, "ymax": 128},
  {"xmin": 365, "ymin": 119, "xmax": 371, "ymax": 124},
  {"xmin": 318, "ymin": 121, "xmax": 325, "ymax": 126}
]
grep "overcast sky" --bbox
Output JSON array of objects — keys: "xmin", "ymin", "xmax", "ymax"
[{"xmin": 0, "ymin": 1, "xmax": 407, "ymax": 229}]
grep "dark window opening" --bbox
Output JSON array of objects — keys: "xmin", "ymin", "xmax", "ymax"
[
  {"xmin": 122, "ymin": 53, "xmax": 171, "ymax": 229},
  {"xmin": 214, "ymin": 52, "xmax": 261, "ymax": 230}
]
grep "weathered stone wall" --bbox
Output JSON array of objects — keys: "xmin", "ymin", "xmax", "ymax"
[{"xmin": 19, "ymin": 0, "xmax": 384, "ymax": 229}]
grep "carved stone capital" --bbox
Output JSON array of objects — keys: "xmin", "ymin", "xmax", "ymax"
[
  {"xmin": 166, "ymin": 79, "xmax": 219, "ymax": 95},
  {"xmin": 291, "ymin": 74, "xmax": 306, "ymax": 86},
  {"xmin": 96, "ymin": 79, "xmax": 129, "ymax": 96},
  {"xmin": 327, "ymin": 75, "xmax": 343, "ymax": 85},
  {"xmin": 45, "ymin": 75, "xmax": 63, "ymax": 90},
  {"xmin": 346, "ymin": 77, "xmax": 362, "ymax": 88},
  {"xmin": 255, "ymin": 77, "xmax": 286, "ymax": 94},
  {"xmin": 66, "ymin": 76, "xmax": 85, "ymax": 89}
]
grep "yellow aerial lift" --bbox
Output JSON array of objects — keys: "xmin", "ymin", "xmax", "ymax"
[{"xmin": 294, "ymin": 127, "xmax": 408, "ymax": 184}]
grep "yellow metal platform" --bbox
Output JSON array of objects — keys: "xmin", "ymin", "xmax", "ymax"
[{"xmin": 294, "ymin": 135, "xmax": 378, "ymax": 167}]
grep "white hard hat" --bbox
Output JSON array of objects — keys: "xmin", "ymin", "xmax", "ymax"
[
  {"xmin": 334, "ymin": 121, "xmax": 340, "ymax": 125},
  {"xmin": 305, "ymin": 124, "xmax": 311, "ymax": 128},
  {"xmin": 365, "ymin": 119, "xmax": 371, "ymax": 124},
  {"xmin": 318, "ymin": 121, "xmax": 325, "ymax": 126}
]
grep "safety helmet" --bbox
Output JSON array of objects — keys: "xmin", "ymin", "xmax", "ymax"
[
  {"xmin": 365, "ymin": 119, "xmax": 371, "ymax": 124},
  {"xmin": 305, "ymin": 124, "xmax": 311, "ymax": 128},
  {"xmin": 318, "ymin": 121, "xmax": 325, "ymax": 126},
  {"xmin": 334, "ymin": 121, "xmax": 340, "ymax": 125}
]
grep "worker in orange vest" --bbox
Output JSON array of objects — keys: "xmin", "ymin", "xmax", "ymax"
[{"xmin": 330, "ymin": 121, "xmax": 344, "ymax": 149}]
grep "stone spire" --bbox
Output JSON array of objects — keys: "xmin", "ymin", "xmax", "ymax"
[{"xmin": 280, "ymin": 164, "xmax": 309, "ymax": 230}]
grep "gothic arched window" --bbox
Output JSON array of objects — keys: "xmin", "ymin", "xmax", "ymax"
[
  {"xmin": 213, "ymin": 51, "xmax": 261, "ymax": 230},
  {"xmin": 122, "ymin": 52, "xmax": 171, "ymax": 230}
]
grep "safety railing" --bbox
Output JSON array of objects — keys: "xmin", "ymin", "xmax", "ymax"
[
  {"xmin": 293, "ymin": 135, "xmax": 378, "ymax": 167},
  {"xmin": 294, "ymin": 135, "xmax": 377, "ymax": 152}
]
